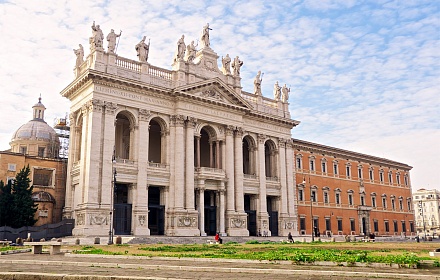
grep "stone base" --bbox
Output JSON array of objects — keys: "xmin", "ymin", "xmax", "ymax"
[
  {"xmin": 165, "ymin": 209, "xmax": 200, "ymax": 236},
  {"xmin": 226, "ymin": 212, "xmax": 249, "ymax": 236},
  {"xmin": 278, "ymin": 215, "xmax": 299, "ymax": 236}
]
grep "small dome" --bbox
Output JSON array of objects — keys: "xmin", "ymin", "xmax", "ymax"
[{"xmin": 12, "ymin": 120, "xmax": 59, "ymax": 142}]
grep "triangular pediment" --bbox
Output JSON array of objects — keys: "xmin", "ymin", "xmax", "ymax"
[{"xmin": 174, "ymin": 78, "xmax": 253, "ymax": 110}]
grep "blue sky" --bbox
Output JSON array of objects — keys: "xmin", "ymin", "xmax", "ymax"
[{"xmin": 0, "ymin": 0, "xmax": 439, "ymax": 191}]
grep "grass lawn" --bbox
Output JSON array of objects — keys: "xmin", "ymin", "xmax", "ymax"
[{"xmin": 69, "ymin": 241, "xmax": 440, "ymax": 268}]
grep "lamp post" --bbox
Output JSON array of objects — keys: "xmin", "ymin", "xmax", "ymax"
[
  {"xmin": 418, "ymin": 200, "xmax": 426, "ymax": 241},
  {"xmin": 302, "ymin": 176, "xmax": 314, "ymax": 242},
  {"xmin": 108, "ymin": 153, "xmax": 117, "ymax": 245}
]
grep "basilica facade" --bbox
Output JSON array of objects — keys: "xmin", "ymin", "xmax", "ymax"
[{"xmin": 61, "ymin": 24, "xmax": 299, "ymax": 237}]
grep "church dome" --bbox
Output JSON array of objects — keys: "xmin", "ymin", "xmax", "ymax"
[{"xmin": 10, "ymin": 97, "xmax": 60, "ymax": 158}]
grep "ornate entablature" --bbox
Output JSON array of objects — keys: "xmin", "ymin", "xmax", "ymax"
[{"xmin": 63, "ymin": 22, "xmax": 299, "ymax": 126}]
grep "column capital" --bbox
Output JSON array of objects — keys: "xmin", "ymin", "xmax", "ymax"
[
  {"xmin": 285, "ymin": 139, "xmax": 293, "ymax": 149},
  {"xmin": 69, "ymin": 112, "xmax": 77, "ymax": 125},
  {"xmin": 171, "ymin": 114, "xmax": 186, "ymax": 126},
  {"xmin": 186, "ymin": 117, "xmax": 198, "ymax": 128},
  {"xmin": 225, "ymin": 125, "xmax": 235, "ymax": 136},
  {"xmin": 258, "ymin": 133, "xmax": 266, "ymax": 144},
  {"xmin": 104, "ymin": 101, "xmax": 118, "ymax": 115},
  {"xmin": 278, "ymin": 138, "xmax": 286, "ymax": 148},
  {"xmin": 235, "ymin": 127, "xmax": 244, "ymax": 137},
  {"xmin": 139, "ymin": 109, "xmax": 151, "ymax": 121}
]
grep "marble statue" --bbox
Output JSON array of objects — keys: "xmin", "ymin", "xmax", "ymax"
[
  {"xmin": 175, "ymin": 35, "xmax": 186, "ymax": 61},
  {"xmin": 90, "ymin": 21, "xmax": 104, "ymax": 49},
  {"xmin": 185, "ymin": 40, "xmax": 197, "ymax": 63},
  {"xmin": 106, "ymin": 29, "xmax": 121, "ymax": 53},
  {"xmin": 254, "ymin": 71, "xmax": 263, "ymax": 95},
  {"xmin": 200, "ymin": 23, "xmax": 212, "ymax": 48},
  {"xmin": 281, "ymin": 84, "xmax": 290, "ymax": 102},
  {"xmin": 273, "ymin": 81, "xmax": 281, "ymax": 100},
  {"xmin": 135, "ymin": 36, "xmax": 150, "ymax": 62},
  {"xmin": 231, "ymin": 56, "xmax": 243, "ymax": 76},
  {"xmin": 222, "ymin": 54, "xmax": 231, "ymax": 75},
  {"xmin": 73, "ymin": 44, "xmax": 84, "ymax": 68}
]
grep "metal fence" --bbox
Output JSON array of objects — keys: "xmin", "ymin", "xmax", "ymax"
[{"xmin": 0, "ymin": 219, "xmax": 74, "ymax": 242}]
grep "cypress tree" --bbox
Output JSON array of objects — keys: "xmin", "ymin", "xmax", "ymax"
[
  {"xmin": 11, "ymin": 165, "xmax": 38, "ymax": 228},
  {"xmin": 0, "ymin": 180, "xmax": 14, "ymax": 226}
]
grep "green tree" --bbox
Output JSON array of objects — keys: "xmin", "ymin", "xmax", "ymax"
[
  {"xmin": 10, "ymin": 165, "xmax": 38, "ymax": 228},
  {"xmin": 0, "ymin": 180, "xmax": 14, "ymax": 226}
]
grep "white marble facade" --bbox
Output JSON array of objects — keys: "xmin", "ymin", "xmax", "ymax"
[{"xmin": 61, "ymin": 24, "xmax": 299, "ymax": 237}]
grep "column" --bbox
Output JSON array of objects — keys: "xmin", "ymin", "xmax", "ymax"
[
  {"xmin": 234, "ymin": 127, "xmax": 244, "ymax": 213},
  {"xmin": 133, "ymin": 109, "xmax": 150, "ymax": 235},
  {"xmin": 257, "ymin": 134, "xmax": 267, "ymax": 215},
  {"xmin": 209, "ymin": 141, "xmax": 214, "ymax": 168},
  {"xmin": 286, "ymin": 140, "xmax": 297, "ymax": 217},
  {"xmin": 198, "ymin": 181, "xmax": 206, "ymax": 236},
  {"xmin": 219, "ymin": 184, "xmax": 226, "ymax": 235},
  {"xmin": 225, "ymin": 126, "xmax": 235, "ymax": 213},
  {"xmin": 196, "ymin": 136, "xmax": 201, "ymax": 168},
  {"xmin": 63, "ymin": 112, "xmax": 77, "ymax": 216},
  {"xmin": 185, "ymin": 117, "xmax": 197, "ymax": 210},
  {"xmin": 216, "ymin": 141, "xmax": 220, "ymax": 169},
  {"xmin": 278, "ymin": 139, "xmax": 288, "ymax": 215},
  {"xmin": 171, "ymin": 115, "xmax": 185, "ymax": 210}
]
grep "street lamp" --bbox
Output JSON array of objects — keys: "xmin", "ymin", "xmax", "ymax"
[
  {"xmin": 418, "ymin": 200, "xmax": 426, "ymax": 241},
  {"xmin": 108, "ymin": 152, "xmax": 117, "ymax": 245},
  {"xmin": 302, "ymin": 176, "xmax": 314, "ymax": 242}
]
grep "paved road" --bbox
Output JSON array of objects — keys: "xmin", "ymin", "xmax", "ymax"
[{"xmin": 1, "ymin": 252, "xmax": 439, "ymax": 280}]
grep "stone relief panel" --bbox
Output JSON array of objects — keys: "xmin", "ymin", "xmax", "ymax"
[
  {"xmin": 200, "ymin": 89, "xmax": 224, "ymax": 101},
  {"xmin": 230, "ymin": 218, "xmax": 246, "ymax": 228},
  {"xmin": 76, "ymin": 213, "xmax": 85, "ymax": 225},
  {"xmin": 138, "ymin": 215, "xmax": 146, "ymax": 226},
  {"xmin": 262, "ymin": 219, "xmax": 269, "ymax": 229},
  {"xmin": 177, "ymin": 216, "xmax": 197, "ymax": 227},
  {"xmin": 89, "ymin": 214, "xmax": 108, "ymax": 225},
  {"xmin": 284, "ymin": 221, "xmax": 294, "ymax": 230}
]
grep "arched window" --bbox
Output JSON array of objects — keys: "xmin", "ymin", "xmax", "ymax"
[
  {"xmin": 115, "ymin": 112, "xmax": 134, "ymax": 160},
  {"xmin": 196, "ymin": 126, "xmax": 218, "ymax": 168},
  {"xmin": 148, "ymin": 118, "xmax": 165, "ymax": 163},
  {"xmin": 264, "ymin": 140, "xmax": 277, "ymax": 178},
  {"xmin": 242, "ymin": 136, "xmax": 256, "ymax": 175}
]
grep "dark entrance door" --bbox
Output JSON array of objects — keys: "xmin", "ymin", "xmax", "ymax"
[
  {"xmin": 148, "ymin": 186, "xmax": 164, "ymax": 235},
  {"xmin": 362, "ymin": 217, "xmax": 367, "ymax": 236},
  {"xmin": 244, "ymin": 194, "xmax": 257, "ymax": 236},
  {"xmin": 113, "ymin": 184, "xmax": 132, "ymax": 235},
  {"xmin": 268, "ymin": 211, "xmax": 278, "ymax": 236},
  {"xmin": 204, "ymin": 206, "xmax": 217, "ymax": 236}
]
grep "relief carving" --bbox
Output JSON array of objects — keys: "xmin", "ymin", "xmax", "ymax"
[
  {"xmin": 230, "ymin": 218, "xmax": 246, "ymax": 228},
  {"xmin": 177, "ymin": 216, "xmax": 197, "ymax": 227},
  {"xmin": 76, "ymin": 213, "xmax": 85, "ymax": 225},
  {"xmin": 225, "ymin": 125, "xmax": 235, "ymax": 136},
  {"xmin": 284, "ymin": 221, "xmax": 294, "ymax": 229},
  {"xmin": 235, "ymin": 127, "xmax": 244, "ymax": 137},
  {"xmin": 171, "ymin": 114, "xmax": 186, "ymax": 126},
  {"xmin": 104, "ymin": 101, "xmax": 118, "ymax": 115},
  {"xmin": 139, "ymin": 109, "xmax": 151, "ymax": 121},
  {"xmin": 89, "ymin": 214, "xmax": 108, "ymax": 225},
  {"xmin": 138, "ymin": 215, "xmax": 146, "ymax": 226},
  {"xmin": 186, "ymin": 117, "xmax": 198, "ymax": 128},
  {"xmin": 200, "ymin": 90, "xmax": 224, "ymax": 101},
  {"xmin": 258, "ymin": 134, "xmax": 266, "ymax": 144}
]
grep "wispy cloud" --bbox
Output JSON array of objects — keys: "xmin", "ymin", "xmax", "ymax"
[{"xmin": 0, "ymin": 0, "xmax": 439, "ymax": 190}]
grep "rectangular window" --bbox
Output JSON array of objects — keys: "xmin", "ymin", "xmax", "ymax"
[
  {"xmin": 393, "ymin": 221, "xmax": 398, "ymax": 232},
  {"xmin": 298, "ymin": 189, "xmax": 304, "ymax": 201},
  {"xmin": 382, "ymin": 197, "xmax": 387, "ymax": 209},
  {"xmin": 333, "ymin": 163, "xmax": 338, "ymax": 175},
  {"xmin": 401, "ymin": 221, "xmax": 406, "ymax": 233},
  {"xmin": 20, "ymin": 146, "xmax": 27, "ymax": 154},
  {"xmin": 33, "ymin": 168, "xmax": 54, "ymax": 187},
  {"xmin": 346, "ymin": 166, "xmax": 350, "ymax": 178},
  {"xmin": 399, "ymin": 200, "xmax": 403, "ymax": 210},
  {"xmin": 391, "ymin": 199, "xmax": 395, "ymax": 210},
  {"xmin": 404, "ymin": 175, "xmax": 409, "ymax": 186},
  {"xmin": 335, "ymin": 193, "xmax": 341, "ymax": 205},
  {"xmin": 379, "ymin": 172, "xmax": 384, "ymax": 183},
  {"xmin": 311, "ymin": 190, "xmax": 317, "ymax": 202},
  {"xmin": 388, "ymin": 172, "xmax": 393, "ymax": 184},
  {"xmin": 396, "ymin": 174, "xmax": 401, "ymax": 185},
  {"xmin": 360, "ymin": 195, "xmax": 365, "ymax": 206},
  {"xmin": 358, "ymin": 168, "xmax": 362, "ymax": 179},
  {"xmin": 350, "ymin": 219, "xmax": 355, "ymax": 231},
  {"xmin": 296, "ymin": 158, "xmax": 302, "ymax": 169},
  {"xmin": 407, "ymin": 200, "xmax": 411, "ymax": 211},
  {"xmin": 372, "ymin": 197, "xmax": 376, "ymax": 208},
  {"xmin": 310, "ymin": 160, "xmax": 315, "ymax": 171},
  {"xmin": 409, "ymin": 221, "xmax": 414, "ymax": 233},
  {"xmin": 348, "ymin": 194, "xmax": 353, "ymax": 206},
  {"xmin": 337, "ymin": 219, "xmax": 343, "ymax": 231},
  {"xmin": 369, "ymin": 169, "xmax": 373, "ymax": 180},
  {"xmin": 8, "ymin": 163, "xmax": 16, "ymax": 171},
  {"xmin": 373, "ymin": 220, "xmax": 379, "ymax": 232},
  {"xmin": 300, "ymin": 217, "xmax": 306, "ymax": 231},
  {"xmin": 325, "ymin": 218, "xmax": 331, "ymax": 231},
  {"xmin": 323, "ymin": 192, "xmax": 329, "ymax": 204},
  {"xmin": 321, "ymin": 162, "xmax": 326, "ymax": 173},
  {"xmin": 38, "ymin": 147, "xmax": 45, "ymax": 157},
  {"xmin": 385, "ymin": 221, "xmax": 389, "ymax": 232}
]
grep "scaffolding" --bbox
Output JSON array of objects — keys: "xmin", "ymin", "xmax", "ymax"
[{"xmin": 53, "ymin": 116, "xmax": 70, "ymax": 159}]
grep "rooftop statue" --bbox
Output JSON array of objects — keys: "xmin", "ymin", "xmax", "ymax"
[
  {"xmin": 222, "ymin": 54, "xmax": 231, "ymax": 75},
  {"xmin": 231, "ymin": 56, "xmax": 243, "ymax": 76},
  {"xmin": 273, "ymin": 81, "xmax": 281, "ymax": 101},
  {"xmin": 107, "ymin": 29, "xmax": 121, "ymax": 53},
  {"xmin": 281, "ymin": 84, "xmax": 290, "ymax": 103},
  {"xmin": 135, "ymin": 36, "xmax": 150, "ymax": 62},
  {"xmin": 254, "ymin": 71, "xmax": 263, "ymax": 95},
  {"xmin": 175, "ymin": 35, "xmax": 186, "ymax": 61},
  {"xmin": 185, "ymin": 40, "xmax": 197, "ymax": 63},
  {"xmin": 90, "ymin": 21, "xmax": 104, "ymax": 49},
  {"xmin": 73, "ymin": 44, "xmax": 84, "ymax": 68},
  {"xmin": 200, "ymin": 23, "xmax": 212, "ymax": 48}
]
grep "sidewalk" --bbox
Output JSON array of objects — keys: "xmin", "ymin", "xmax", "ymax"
[{"xmin": 1, "ymin": 251, "xmax": 439, "ymax": 280}]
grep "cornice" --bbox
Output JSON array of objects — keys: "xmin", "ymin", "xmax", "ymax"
[{"xmin": 292, "ymin": 138, "xmax": 412, "ymax": 170}]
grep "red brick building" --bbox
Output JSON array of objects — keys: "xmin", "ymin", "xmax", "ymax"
[{"xmin": 293, "ymin": 138, "xmax": 414, "ymax": 237}]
